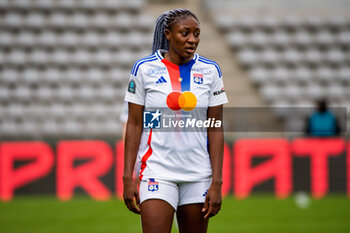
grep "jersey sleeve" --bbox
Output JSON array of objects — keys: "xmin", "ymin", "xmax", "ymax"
[
  {"xmin": 124, "ymin": 71, "xmax": 145, "ymax": 106},
  {"xmin": 208, "ymin": 68, "xmax": 228, "ymax": 107}
]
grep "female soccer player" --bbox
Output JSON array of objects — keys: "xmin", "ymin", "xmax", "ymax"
[{"xmin": 123, "ymin": 9, "xmax": 228, "ymax": 233}]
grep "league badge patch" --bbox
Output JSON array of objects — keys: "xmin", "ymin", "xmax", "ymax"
[
  {"xmin": 128, "ymin": 79, "xmax": 136, "ymax": 94},
  {"xmin": 148, "ymin": 179, "xmax": 159, "ymax": 192},
  {"xmin": 193, "ymin": 73, "xmax": 203, "ymax": 84}
]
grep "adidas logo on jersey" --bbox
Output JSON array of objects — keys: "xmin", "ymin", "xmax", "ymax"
[{"xmin": 156, "ymin": 76, "xmax": 167, "ymax": 84}]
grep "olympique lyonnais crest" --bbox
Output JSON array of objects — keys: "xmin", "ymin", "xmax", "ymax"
[
  {"xmin": 193, "ymin": 73, "xmax": 203, "ymax": 84},
  {"xmin": 148, "ymin": 179, "xmax": 159, "ymax": 192}
]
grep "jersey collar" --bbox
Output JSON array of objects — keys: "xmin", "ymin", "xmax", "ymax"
[{"xmin": 156, "ymin": 49, "xmax": 198, "ymax": 68}]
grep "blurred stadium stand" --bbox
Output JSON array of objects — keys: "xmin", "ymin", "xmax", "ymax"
[
  {"xmin": 204, "ymin": 0, "xmax": 350, "ymax": 135},
  {"xmin": 0, "ymin": 0, "xmax": 153, "ymax": 139},
  {"xmin": 0, "ymin": 0, "xmax": 349, "ymax": 139}
]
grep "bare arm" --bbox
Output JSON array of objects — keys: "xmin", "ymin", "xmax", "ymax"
[
  {"xmin": 123, "ymin": 102, "xmax": 144, "ymax": 214},
  {"xmin": 203, "ymin": 104, "xmax": 224, "ymax": 219}
]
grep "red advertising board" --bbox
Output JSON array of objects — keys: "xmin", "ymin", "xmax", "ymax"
[{"xmin": 0, "ymin": 138, "xmax": 349, "ymax": 201}]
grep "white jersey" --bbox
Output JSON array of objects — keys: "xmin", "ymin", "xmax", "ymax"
[{"xmin": 125, "ymin": 50, "xmax": 228, "ymax": 182}]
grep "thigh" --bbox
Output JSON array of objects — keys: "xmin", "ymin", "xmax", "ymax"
[
  {"xmin": 139, "ymin": 179, "xmax": 179, "ymax": 233},
  {"xmin": 141, "ymin": 199, "xmax": 175, "ymax": 233},
  {"xmin": 176, "ymin": 180, "xmax": 212, "ymax": 233},
  {"xmin": 176, "ymin": 203, "xmax": 208, "ymax": 233}
]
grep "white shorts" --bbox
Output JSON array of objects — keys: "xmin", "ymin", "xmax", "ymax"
[{"xmin": 139, "ymin": 178, "xmax": 211, "ymax": 211}]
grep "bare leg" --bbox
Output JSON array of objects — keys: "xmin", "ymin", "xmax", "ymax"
[
  {"xmin": 176, "ymin": 203, "xmax": 209, "ymax": 233},
  {"xmin": 140, "ymin": 199, "xmax": 175, "ymax": 233}
]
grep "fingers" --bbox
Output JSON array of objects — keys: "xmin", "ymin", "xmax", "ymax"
[
  {"xmin": 124, "ymin": 192, "xmax": 141, "ymax": 214},
  {"xmin": 203, "ymin": 201, "xmax": 221, "ymax": 219},
  {"xmin": 202, "ymin": 196, "xmax": 209, "ymax": 213},
  {"xmin": 135, "ymin": 192, "xmax": 140, "ymax": 205}
]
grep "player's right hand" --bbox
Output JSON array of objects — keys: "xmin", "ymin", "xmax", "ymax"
[{"xmin": 123, "ymin": 178, "xmax": 141, "ymax": 214}]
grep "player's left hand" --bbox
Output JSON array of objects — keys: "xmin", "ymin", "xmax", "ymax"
[{"xmin": 202, "ymin": 182, "xmax": 222, "ymax": 219}]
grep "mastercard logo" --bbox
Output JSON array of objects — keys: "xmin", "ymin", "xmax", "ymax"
[{"xmin": 166, "ymin": 91, "xmax": 197, "ymax": 111}]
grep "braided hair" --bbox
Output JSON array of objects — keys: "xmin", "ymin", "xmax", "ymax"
[{"xmin": 152, "ymin": 9, "xmax": 199, "ymax": 54}]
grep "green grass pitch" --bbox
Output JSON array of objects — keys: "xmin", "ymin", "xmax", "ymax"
[{"xmin": 0, "ymin": 195, "xmax": 349, "ymax": 233}]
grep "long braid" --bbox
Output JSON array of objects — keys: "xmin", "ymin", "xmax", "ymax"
[{"xmin": 152, "ymin": 9, "xmax": 199, "ymax": 54}]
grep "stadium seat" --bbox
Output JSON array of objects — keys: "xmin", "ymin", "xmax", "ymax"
[
  {"xmin": 325, "ymin": 48, "xmax": 345, "ymax": 65},
  {"xmin": 135, "ymin": 14, "xmax": 154, "ymax": 31},
  {"xmin": 282, "ymin": 16, "xmax": 303, "ymax": 30},
  {"xmin": 40, "ymin": 120, "xmax": 59, "ymax": 136},
  {"xmin": 304, "ymin": 48, "xmax": 323, "ymax": 66},
  {"xmin": 22, "ymin": 68, "xmax": 41, "ymax": 84},
  {"xmin": 0, "ymin": 87, "xmax": 10, "ymax": 103},
  {"xmin": 90, "ymin": 13, "xmax": 110, "ymax": 29},
  {"xmin": 271, "ymin": 66, "xmax": 291, "ymax": 84},
  {"xmin": 0, "ymin": 32, "xmax": 13, "ymax": 47},
  {"xmin": 60, "ymin": 32, "xmax": 79, "ymax": 48},
  {"xmin": 260, "ymin": 84, "xmax": 282, "ymax": 103},
  {"xmin": 328, "ymin": 16, "xmax": 347, "ymax": 30},
  {"xmin": 28, "ymin": 50, "xmax": 49, "ymax": 66},
  {"xmin": 115, "ymin": 50, "xmax": 135, "ymax": 67},
  {"xmin": 305, "ymin": 16, "xmax": 324, "ymax": 31},
  {"xmin": 97, "ymin": 86, "xmax": 117, "ymax": 102},
  {"xmin": 16, "ymin": 32, "xmax": 36, "ymax": 48},
  {"xmin": 4, "ymin": 13, "xmax": 22, "ymax": 28},
  {"xmin": 38, "ymin": 31, "xmax": 57, "ymax": 48},
  {"xmin": 327, "ymin": 84, "xmax": 345, "ymax": 101},
  {"xmin": 25, "ymin": 13, "xmax": 46, "ymax": 28},
  {"xmin": 293, "ymin": 30, "xmax": 313, "ymax": 48},
  {"xmin": 259, "ymin": 16, "xmax": 280, "ymax": 31},
  {"xmin": 72, "ymin": 49, "xmax": 91, "ymax": 66},
  {"xmin": 337, "ymin": 67, "xmax": 350, "ymax": 83},
  {"xmin": 85, "ymin": 68, "xmax": 104, "ymax": 86},
  {"xmin": 111, "ymin": 13, "xmax": 134, "ymax": 30},
  {"xmin": 71, "ymin": 13, "xmax": 89, "ymax": 29},
  {"xmin": 55, "ymin": 0, "xmax": 76, "ymax": 10},
  {"xmin": 227, "ymin": 31, "xmax": 248, "ymax": 50},
  {"xmin": 214, "ymin": 15, "xmax": 234, "ymax": 32},
  {"xmin": 50, "ymin": 49, "xmax": 71, "ymax": 66},
  {"xmin": 315, "ymin": 30, "xmax": 335, "ymax": 47},
  {"xmin": 237, "ymin": 16, "xmax": 258, "ymax": 32},
  {"xmin": 293, "ymin": 66, "xmax": 312, "ymax": 84},
  {"xmin": 11, "ymin": 0, "xmax": 31, "ymax": 10},
  {"xmin": 249, "ymin": 30, "xmax": 269, "ymax": 48},
  {"xmin": 336, "ymin": 30, "xmax": 350, "ymax": 47},
  {"xmin": 284, "ymin": 84, "xmax": 303, "ymax": 102},
  {"xmin": 55, "ymin": 86, "xmax": 74, "ymax": 103},
  {"xmin": 7, "ymin": 49, "xmax": 27, "ymax": 66},
  {"xmin": 61, "ymin": 120, "xmax": 83, "ymax": 136},
  {"xmin": 1, "ymin": 68, "xmax": 19, "ymax": 85},
  {"xmin": 33, "ymin": 87, "xmax": 53, "ymax": 103},
  {"xmin": 260, "ymin": 49, "xmax": 280, "ymax": 66},
  {"xmin": 101, "ymin": 0, "xmax": 123, "ymax": 10},
  {"xmin": 304, "ymin": 84, "xmax": 326, "ymax": 100},
  {"xmin": 271, "ymin": 30, "xmax": 291, "ymax": 48},
  {"xmin": 63, "ymin": 68, "xmax": 82, "ymax": 85},
  {"xmin": 7, "ymin": 103, "xmax": 24, "ymax": 119},
  {"xmin": 32, "ymin": 0, "xmax": 55, "ymax": 10},
  {"xmin": 102, "ymin": 31, "xmax": 123, "ymax": 48},
  {"xmin": 248, "ymin": 67, "xmax": 270, "ymax": 85},
  {"xmin": 42, "ymin": 68, "xmax": 61, "ymax": 85},
  {"xmin": 81, "ymin": 32, "xmax": 100, "ymax": 48},
  {"xmin": 92, "ymin": 50, "xmax": 113, "ymax": 66},
  {"xmin": 75, "ymin": 86, "xmax": 96, "ymax": 102},
  {"xmin": 315, "ymin": 66, "xmax": 335, "ymax": 84},
  {"xmin": 282, "ymin": 48, "xmax": 303, "ymax": 66},
  {"xmin": 11, "ymin": 86, "xmax": 31, "ymax": 103},
  {"xmin": 237, "ymin": 49, "xmax": 259, "ymax": 67},
  {"xmin": 0, "ymin": 121, "xmax": 18, "ymax": 136},
  {"xmin": 77, "ymin": 0, "xmax": 98, "ymax": 10},
  {"xmin": 49, "ymin": 13, "xmax": 68, "ymax": 28}
]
